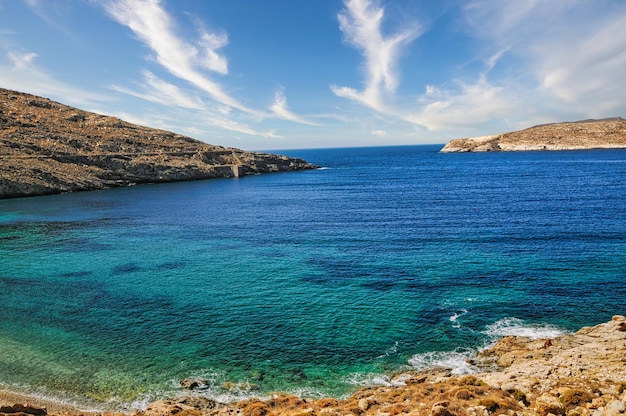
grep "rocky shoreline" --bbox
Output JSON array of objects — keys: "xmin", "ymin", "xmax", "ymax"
[
  {"xmin": 440, "ymin": 118, "xmax": 626, "ymax": 152},
  {"xmin": 2, "ymin": 316, "xmax": 625, "ymax": 416},
  {"xmin": 0, "ymin": 88, "xmax": 318, "ymax": 199}
]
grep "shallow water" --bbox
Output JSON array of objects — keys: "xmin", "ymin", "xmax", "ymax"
[{"xmin": 1, "ymin": 145, "xmax": 625, "ymax": 409}]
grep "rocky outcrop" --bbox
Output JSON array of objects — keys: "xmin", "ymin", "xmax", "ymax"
[
  {"xmin": 0, "ymin": 88, "xmax": 318, "ymax": 199},
  {"xmin": 2, "ymin": 316, "xmax": 625, "ymax": 416},
  {"xmin": 132, "ymin": 316, "xmax": 626, "ymax": 416},
  {"xmin": 441, "ymin": 118, "xmax": 626, "ymax": 152}
]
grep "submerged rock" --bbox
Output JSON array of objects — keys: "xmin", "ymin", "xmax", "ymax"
[{"xmin": 179, "ymin": 378, "xmax": 209, "ymax": 390}]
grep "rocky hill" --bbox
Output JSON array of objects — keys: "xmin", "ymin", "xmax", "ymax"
[
  {"xmin": 441, "ymin": 118, "xmax": 626, "ymax": 152},
  {"xmin": 0, "ymin": 88, "xmax": 317, "ymax": 199},
  {"xmin": 2, "ymin": 316, "xmax": 625, "ymax": 416}
]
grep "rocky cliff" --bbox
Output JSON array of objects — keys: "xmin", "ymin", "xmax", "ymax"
[
  {"xmin": 441, "ymin": 118, "xmax": 626, "ymax": 152},
  {"xmin": 0, "ymin": 88, "xmax": 317, "ymax": 199},
  {"xmin": 2, "ymin": 316, "xmax": 625, "ymax": 416}
]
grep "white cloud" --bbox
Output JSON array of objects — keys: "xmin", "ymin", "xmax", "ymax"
[
  {"xmin": 0, "ymin": 51, "xmax": 108, "ymax": 106},
  {"xmin": 270, "ymin": 88, "xmax": 317, "ymax": 125},
  {"xmin": 23, "ymin": 0, "xmax": 75, "ymax": 37},
  {"xmin": 111, "ymin": 70, "xmax": 205, "ymax": 110},
  {"xmin": 331, "ymin": 0, "xmax": 421, "ymax": 112},
  {"xmin": 103, "ymin": 0, "xmax": 255, "ymax": 114},
  {"xmin": 408, "ymin": 74, "xmax": 514, "ymax": 130},
  {"xmin": 460, "ymin": 0, "xmax": 626, "ymax": 120},
  {"xmin": 534, "ymin": 11, "xmax": 626, "ymax": 116}
]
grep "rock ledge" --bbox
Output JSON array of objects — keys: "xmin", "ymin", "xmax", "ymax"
[{"xmin": 3, "ymin": 316, "xmax": 624, "ymax": 416}]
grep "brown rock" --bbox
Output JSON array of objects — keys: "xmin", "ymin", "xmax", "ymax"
[
  {"xmin": 441, "ymin": 118, "xmax": 626, "ymax": 153},
  {"xmin": 0, "ymin": 404, "xmax": 46, "ymax": 416},
  {"xmin": 0, "ymin": 88, "xmax": 318, "ymax": 199},
  {"xmin": 138, "ymin": 397, "xmax": 217, "ymax": 416},
  {"xmin": 241, "ymin": 401, "xmax": 269, "ymax": 416},
  {"xmin": 179, "ymin": 378, "xmax": 208, "ymax": 390}
]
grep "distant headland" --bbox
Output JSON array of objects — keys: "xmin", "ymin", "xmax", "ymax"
[
  {"xmin": 441, "ymin": 117, "xmax": 626, "ymax": 153},
  {"xmin": 0, "ymin": 88, "xmax": 318, "ymax": 199}
]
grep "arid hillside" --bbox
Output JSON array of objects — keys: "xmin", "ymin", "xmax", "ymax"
[
  {"xmin": 0, "ymin": 88, "xmax": 317, "ymax": 198},
  {"xmin": 441, "ymin": 118, "xmax": 626, "ymax": 152}
]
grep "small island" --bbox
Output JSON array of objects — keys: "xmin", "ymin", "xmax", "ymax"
[
  {"xmin": 440, "ymin": 118, "xmax": 626, "ymax": 153},
  {"xmin": 0, "ymin": 88, "xmax": 318, "ymax": 199}
]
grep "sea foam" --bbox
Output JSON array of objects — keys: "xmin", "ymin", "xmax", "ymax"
[
  {"xmin": 408, "ymin": 349, "xmax": 478, "ymax": 375},
  {"xmin": 484, "ymin": 317, "xmax": 567, "ymax": 340}
]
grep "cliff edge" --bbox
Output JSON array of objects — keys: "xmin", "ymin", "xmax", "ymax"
[
  {"xmin": 0, "ymin": 88, "xmax": 318, "ymax": 199},
  {"xmin": 441, "ymin": 118, "xmax": 626, "ymax": 152}
]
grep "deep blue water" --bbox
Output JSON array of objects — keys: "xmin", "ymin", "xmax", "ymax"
[{"xmin": 1, "ymin": 144, "xmax": 625, "ymax": 410}]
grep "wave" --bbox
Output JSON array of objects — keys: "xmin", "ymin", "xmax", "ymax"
[
  {"xmin": 343, "ymin": 372, "xmax": 406, "ymax": 388},
  {"xmin": 484, "ymin": 317, "xmax": 567, "ymax": 340},
  {"xmin": 406, "ymin": 316, "xmax": 568, "ymax": 376},
  {"xmin": 408, "ymin": 349, "xmax": 478, "ymax": 375}
]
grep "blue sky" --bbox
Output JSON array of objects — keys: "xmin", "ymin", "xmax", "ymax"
[{"xmin": 1, "ymin": 0, "xmax": 626, "ymax": 150}]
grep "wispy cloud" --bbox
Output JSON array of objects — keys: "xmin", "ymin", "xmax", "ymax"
[
  {"xmin": 22, "ymin": 0, "xmax": 73, "ymax": 36},
  {"xmin": 0, "ymin": 51, "xmax": 108, "ymax": 105},
  {"xmin": 270, "ymin": 88, "xmax": 317, "ymax": 125},
  {"xmin": 459, "ymin": 0, "xmax": 626, "ymax": 121},
  {"xmin": 331, "ymin": 0, "xmax": 421, "ymax": 112},
  {"xmin": 333, "ymin": 0, "xmax": 626, "ymax": 136},
  {"xmin": 111, "ymin": 70, "xmax": 205, "ymax": 110},
  {"xmin": 103, "ymin": 0, "xmax": 255, "ymax": 114},
  {"xmin": 408, "ymin": 73, "xmax": 514, "ymax": 130}
]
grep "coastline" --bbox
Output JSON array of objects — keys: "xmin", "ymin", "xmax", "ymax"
[
  {"xmin": 0, "ymin": 389, "xmax": 101, "ymax": 415},
  {"xmin": 2, "ymin": 316, "xmax": 625, "ymax": 416}
]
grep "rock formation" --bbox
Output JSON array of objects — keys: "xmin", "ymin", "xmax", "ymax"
[
  {"xmin": 3, "ymin": 316, "xmax": 625, "ymax": 416},
  {"xmin": 0, "ymin": 88, "xmax": 318, "ymax": 199},
  {"xmin": 441, "ymin": 118, "xmax": 626, "ymax": 152}
]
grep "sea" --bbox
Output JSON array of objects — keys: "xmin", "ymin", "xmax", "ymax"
[{"xmin": 1, "ymin": 144, "xmax": 625, "ymax": 411}]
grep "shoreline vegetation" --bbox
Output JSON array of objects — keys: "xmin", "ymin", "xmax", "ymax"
[{"xmin": 1, "ymin": 316, "xmax": 625, "ymax": 416}]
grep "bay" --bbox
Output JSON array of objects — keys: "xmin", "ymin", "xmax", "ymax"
[{"xmin": 1, "ymin": 144, "xmax": 625, "ymax": 409}]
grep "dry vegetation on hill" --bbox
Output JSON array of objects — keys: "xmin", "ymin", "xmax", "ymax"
[
  {"xmin": 0, "ymin": 88, "xmax": 316, "ymax": 198},
  {"xmin": 441, "ymin": 118, "xmax": 626, "ymax": 152}
]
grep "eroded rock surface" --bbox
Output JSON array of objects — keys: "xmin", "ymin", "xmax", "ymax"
[
  {"xmin": 129, "ymin": 316, "xmax": 626, "ymax": 415},
  {"xmin": 2, "ymin": 318, "xmax": 625, "ymax": 416},
  {"xmin": 441, "ymin": 118, "xmax": 626, "ymax": 152},
  {"xmin": 0, "ymin": 88, "xmax": 318, "ymax": 198}
]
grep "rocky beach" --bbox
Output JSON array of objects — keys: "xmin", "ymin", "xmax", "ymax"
[
  {"xmin": 0, "ymin": 88, "xmax": 317, "ymax": 199},
  {"xmin": 440, "ymin": 118, "xmax": 626, "ymax": 152},
  {"xmin": 1, "ymin": 316, "xmax": 625, "ymax": 416}
]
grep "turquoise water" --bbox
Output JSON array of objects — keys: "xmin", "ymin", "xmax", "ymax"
[{"xmin": 1, "ymin": 145, "xmax": 625, "ymax": 410}]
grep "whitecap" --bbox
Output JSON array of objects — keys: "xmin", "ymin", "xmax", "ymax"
[
  {"xmin": 484, "ymin": 317, "xmax": 567, "ymax": 340},
  {"xmin": 408, "ymin": 349, "xmax": 478, "ymax": 375},
  {"xmin": 343, "ymin": 372, "xmax": 406, "ymax": 388},
  {"xmin": 449, "ymin": 309, "xmax": 468, "ymax": 328}
]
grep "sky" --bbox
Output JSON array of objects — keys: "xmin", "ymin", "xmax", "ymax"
[{"xmin": 1, "ymin": 0, "xmax": 626, "ymax": 150}]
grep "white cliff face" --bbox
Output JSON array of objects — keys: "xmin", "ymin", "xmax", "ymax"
[{"xmin": 441, "ymin": 118, "xmax": 626, "ymax": 153}]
